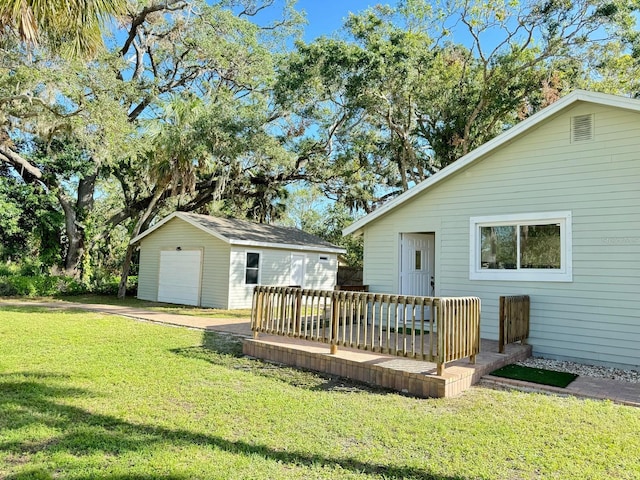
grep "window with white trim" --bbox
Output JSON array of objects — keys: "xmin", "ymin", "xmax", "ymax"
[
  {"xmin": 469, "ymin": 212, "xmax": 572, "ymax": 282},
  {"xmin": 245, "ymin": 251, "xmax": 260, "ymax": 285}
]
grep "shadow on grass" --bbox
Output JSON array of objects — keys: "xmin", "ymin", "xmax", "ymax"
[
  {"xmin": 0, "ymin": 371, "xmax": 465, "ymax": 480},
  {"xmin": 171, "ymin": 331, "xmax": 398, "ymax": 395}
]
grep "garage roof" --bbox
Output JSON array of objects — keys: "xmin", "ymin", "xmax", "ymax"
[{"xmin": 131, "ymin": 212, "xmax": 346, "ymax": 254}]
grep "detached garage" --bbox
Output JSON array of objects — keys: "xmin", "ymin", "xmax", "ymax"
[{"xmin": 132, "ymin": 212, "xmax": 345, "ymax": 309}]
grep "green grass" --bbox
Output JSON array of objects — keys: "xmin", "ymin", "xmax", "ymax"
[
  {"xmin": 490, "ymin": 364, "xmax": 578, "ymax": 388},
  {"xmin": 1, "ymin": 307, "xmax": 639, "ymax": 480},
  {"xmin": 28, "ymin": 294, "xmax": 252, "ymax": 319}
]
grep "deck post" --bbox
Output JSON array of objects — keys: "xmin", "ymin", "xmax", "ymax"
[
  {"xmin": 294, "ymin": 288, "xmax": 302, "ymax": 335},
  {"xmin": 498, "ymin": 296, "xmax": 506, "ymax": 353},
  {"xmin": 330, "ymin": 293, "xmax": 340, "ymax": 354},
  {"xmin": 251, "ymin": 287, "xmax": 261, "ymax": 339},
  {"xmin": 436, "ymin": 299, "xmax": 446, "ymax": 376}
]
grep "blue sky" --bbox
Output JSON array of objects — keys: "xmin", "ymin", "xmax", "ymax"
[{"xmin": 292, "ymin": 1, "xmax": 395, "ymax": 40}]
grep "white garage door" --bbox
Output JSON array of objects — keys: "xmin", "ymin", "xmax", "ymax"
[{"xmin": 158, "ymin": 250, "xmax": 202, "ymax": 306}]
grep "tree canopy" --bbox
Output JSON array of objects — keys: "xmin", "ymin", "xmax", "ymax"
[
  {"xmin": 0, "ymin": 0, "xmax": 126, "ymax": 57},
  {"xmin": 274, "ymin": 0, "xmax": 640, "ymax": 211},
  {"xmin": 0, "ymin": 0, "xmax": 638, "ymax": 294}
]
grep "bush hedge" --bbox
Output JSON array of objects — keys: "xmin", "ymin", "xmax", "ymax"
[{"xmin": 0, "ymin": 275, "xmax": 138, "ymax": 297}]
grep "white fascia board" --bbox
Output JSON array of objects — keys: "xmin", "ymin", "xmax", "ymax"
[
  {"xmin": 130, "ymin": 211, "xmax": 231, "ymax": 245},
  {"xmin": 229, "ymin": 239, "xmax": 346, "ymax": 254},
  {"xmin": 343, "ymin": 90, "xmax": 640, "ymax": 237}
]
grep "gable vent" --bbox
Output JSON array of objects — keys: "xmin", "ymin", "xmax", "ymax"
[{"xmin": 571, "ymin": 114, "xmax": 594, "ymax": 142}]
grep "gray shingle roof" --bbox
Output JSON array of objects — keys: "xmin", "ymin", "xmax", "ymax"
[{"xmin": 179, "ymin": 212, "xmax": 340, "ymax": 249}]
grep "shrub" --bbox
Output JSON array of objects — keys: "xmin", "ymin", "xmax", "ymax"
[
  {"xmin": 0, "ymin": 263, "xmax": 18, "ymax": 277},
  {"xmin": 0, "ymin": 265, "xmax": 139, "ymax": 298},
  {"xmin": 0, "ymin": 276, "xmax": 39, "ymax": 297},
  {"xmin": 0, "ymin": 279, "xmax": 19, "ymax": 296},
  {"xmin": 0, "ymin": 275, "xmax": 88, "ymax": 297},
  {"xmin": 87, "ymin": 274, "xmax": 137, "ymax": 296},
  {"xmin": 54, "ymin": 277, "xmax": 87, "ymax": 296},
  {"xmin": 18, "ymin": 259, "xmax": 46, "ymax": 276}
]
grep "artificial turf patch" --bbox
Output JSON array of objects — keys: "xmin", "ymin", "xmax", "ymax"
[
  {"xmin": 390, "ymin": 327, "xmax": 429, "ymax": 335},
  {"xmin": 490, "ymin": 364, "xmax": 578, "ymax": 388}
]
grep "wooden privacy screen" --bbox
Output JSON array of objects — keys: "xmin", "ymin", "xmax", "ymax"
[{"xmin": 499, "ymin": 295, "xmax": 530, "ymax": 353}]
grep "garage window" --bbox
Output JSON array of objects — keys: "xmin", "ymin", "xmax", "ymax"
[{"xmin": 245, "ymin": 252, "xmax": 260, "ymax": 285}]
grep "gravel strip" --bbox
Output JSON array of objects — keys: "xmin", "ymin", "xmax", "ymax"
[{"xmin": 517, "ymin": 357, "xmax": 640, "ymax": 384}]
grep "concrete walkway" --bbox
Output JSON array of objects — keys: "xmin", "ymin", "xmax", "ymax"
[
  {"xmin": 1, "ymin": 299, "xmax": 638, "ymax": 406},
  {"xmin": 482, "ymin": 373, "xmax": 640, "ymax": 407},
  {"xmin": 0, "ymin": 299, "xmax": 253, "ymax": 337}
]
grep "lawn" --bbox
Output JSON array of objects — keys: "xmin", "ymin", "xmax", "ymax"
[
  {"xmin": 48, "ymin": 294, "xmax": 252, "ymax": 319},
  {"xmin": 1, "ymin": 307, "xmax": 638, "ymax": 480}
]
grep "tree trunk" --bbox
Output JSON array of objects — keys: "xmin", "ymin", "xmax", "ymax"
[
  {"xmin": 117, "ymin": 186, "xmax": 165, "ymax": 299},
  {"xmin": 117, "ymin": 243, "xmax": 136, "ymax": 299},
  {"xmin": 58, "ymin": 192, "xmax": 82, "ymax": 276},
  {"xmin": 58, "ymin": 171, "xmax": 98, "ymax": 278}
]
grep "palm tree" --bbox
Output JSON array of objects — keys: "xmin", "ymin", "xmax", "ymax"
[{"xmin": 0, "ymin": 0, "xmax": 125, "ymax": 57}]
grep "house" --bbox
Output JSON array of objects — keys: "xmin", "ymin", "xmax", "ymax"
[
  {"xmin": 344, "ymin": 90, "xmax": 640, "ymax": 369},
  {"xmin": 132, "ymin": 212, "xmax": 345, "ymax": 309}
]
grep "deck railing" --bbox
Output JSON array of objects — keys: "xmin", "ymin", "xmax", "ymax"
[
  {"xmin": 251, "ymin": 286, "xmax": 481, "ymax": 375},
  {"xmin": 499, "ymin": 295, "xmax": 530, "ymax": 353}
]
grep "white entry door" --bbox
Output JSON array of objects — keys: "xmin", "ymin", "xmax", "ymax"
[
  {"xmin": 400, "ymin": 233, "xmax": 435, "ymax": 297},
  {"xmin": 158, "ymin": 250, "xmax": 202, "ymax": 306},
  {"xmin": 290, "ymin": 254, "xmax": 305, "ymax": 287},
  {"xmin": 400, "ymin": 233, "xmax": 435, "ymax": 324}
]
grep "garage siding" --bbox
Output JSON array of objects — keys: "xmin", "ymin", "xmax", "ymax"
[
  {"xmin": 137, "ymin": 218, "xmax": 230, "ymax": 308},
  {"xmin": 227, "ymin": 248, "xmax": 339, "ymax": 309},
  {"xmin": 305, "ymin": 253, "xmax": 339, "ymax": 290}
]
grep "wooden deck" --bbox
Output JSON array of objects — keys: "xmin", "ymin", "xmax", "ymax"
[
  {"xmin": 243, "ymin": 335, "xmax": 531, "ymax": 398},
  {"xmin": 251, "ymin": 287, "xmax": 482, "ymax": 375}
]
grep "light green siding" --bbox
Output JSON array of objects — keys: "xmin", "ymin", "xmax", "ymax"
[
  {"xmin": 228, "ymin": 248, "xmax": 338, "ymax": 309},
  {"xmin": 137, "ymin": 218, "xmax": 230, "ymax": 308},
  {"xmin": 362, "ymin": 101, "xmax": 640, "ymax": 368}
]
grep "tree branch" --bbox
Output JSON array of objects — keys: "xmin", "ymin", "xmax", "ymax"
[
  {"xmin": 120, "ymin": 0, "xmax": 187, "ymax": 57},
  {"xmin": 0, "ymin": 144, "xmax": 44, "ymax": 181}
]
